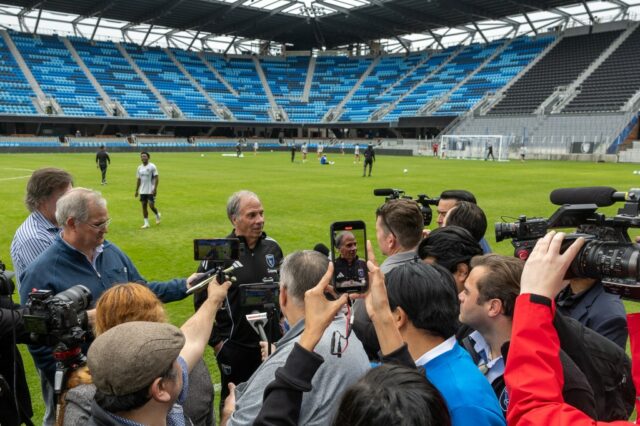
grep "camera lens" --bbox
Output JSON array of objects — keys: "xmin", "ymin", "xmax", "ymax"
[
  {"xmin": 422, "ymin": 208, "xmax": 432, "ymax": 227},
  {"xmin": 495, "ymin": 222, "xmax": 518, "ymax": 242},
  {"xmin": 570, "ymin": 241, "xmax": 640, "ymax": 280},
  {"xmin": 55, "ymin": 285, "xmax": 92, "ymax": 311}
]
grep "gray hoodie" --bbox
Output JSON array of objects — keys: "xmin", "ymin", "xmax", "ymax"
[{"xmin": 227, "ymin": 315, "xmax": 370, "ymax": 426}]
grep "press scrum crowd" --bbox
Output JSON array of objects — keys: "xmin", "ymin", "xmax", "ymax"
[{"xmin": 2, "ymin": 166, "xmax": 639, "ymax": 426}]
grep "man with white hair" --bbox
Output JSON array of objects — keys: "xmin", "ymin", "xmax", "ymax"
[
  {"xmin": 194, "ymin": 190, "xmax": 283, "ymax": 408},
  {"xmin": 20, "ymin": 187, "xmax": 199, "ymax": 400},
  {"xmin": 221, "ymin": 250, "xmax": 369, "ymax": 426}
]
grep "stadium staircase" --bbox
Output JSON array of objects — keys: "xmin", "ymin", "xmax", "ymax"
[
  {"xmin": 342, "ymin": 54, "xmax": 426, "ymax": 122},
  {"xmin": 61, "ymin": 37, "xmax": 128, "ymax": 117},
  {"xmin": 0, "ymin": 25, "xmax": 636, "ymax": 130},
  {"xmin": 203, "ymin": 54, "xmax": 270, "ymax": 122},
  {"xmin": 435, "ymin": 35, "xmax": 556, "ymax": 117},
  {"xmin": 122, "ymin": 44, "xmax": 216, "ymax": 120},
  {"xmin": 369, "ymin": 52, "xmax": 440, "ymax": 121},
  {"xmin": 252, "ymin": 56, "xmax": 288, "ymax": 121},
  {"xmin": 443, "ymin": 22, "xmax": 640, "ymax": 158},
  {"xmin": 562, "ymin": 22, "xmax": 640, "ymax": 113},
  {"xmin": 1, "ymin": 30, "xmax": 61, "ymax": 115},
  {"xmin": 540, "ymin": 22, "xmax": 639, "ymax": 114},
  {"xmin": 470, "ymin": 34, "xmax": 562, "ymax": 116},
  {"xmin": 302, "ymin": 56, "xmax": 315, "ymax": 102},
  {"xmin": 70, "ymin": 38, "xmax": 167, "ymax": 119},
  {"xmin": 0, "ymin": 32, "xmax": 37, "ymax": 115},
  {"xmin": 304, "ymin": 55, "xmax": 372, "ymax": 122},
  {"xmin": 374, "ymin": 47, "xmax": 463, "ymax": 121},
  {"xmin": 386, "ymin": 42, "xmax": 501, "ymax": 121},
  {"xmin": 488, "ymin": 29, "xmax": 623, "ymax": 115},
  {"xmin": 324, "ymin": 56, "xmax": 380, "ymax": 122},
  {"xmin": 115, "ymin": 43, "xmax": 179, "ymax": 118},
  {"xmin": 261, "ymin": 55, "xmax": 310, "ymax": 122},
  {"xmin": 197, "ymin": 53, "xmax": 239, "ymax": 96},
  {"xmin": 420, "ymin": 38, "xmax": 512, "ymax": 115},
  {"xmin": 378, "ymin": 53, "xmax": 432, "ymax": 98},
  {"xmin": 164, "ymin": 47, "xmax": 227, "ymax": 120}
]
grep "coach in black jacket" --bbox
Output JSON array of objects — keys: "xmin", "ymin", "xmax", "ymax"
[{"xmin": 194, "ymin": 190, "xmax": 283, "ymax": 409}]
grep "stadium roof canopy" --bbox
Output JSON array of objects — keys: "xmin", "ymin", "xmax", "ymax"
[{"xmin": 0, "ymin": 0, "xmax": 639, "ymax": 52}]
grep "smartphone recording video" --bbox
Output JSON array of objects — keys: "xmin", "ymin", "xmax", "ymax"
[
  {"xmin": 330, "ymin": 221, "xmax": 369, "ymax": 293},
  {"xmin": 193, "ymin": 238, "xmax": 240, "ymax": 263}
]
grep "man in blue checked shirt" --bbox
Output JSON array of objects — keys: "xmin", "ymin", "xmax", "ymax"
[{"xmin": 11, "ymin": 167, "xmax": 73, "ymax": 290}]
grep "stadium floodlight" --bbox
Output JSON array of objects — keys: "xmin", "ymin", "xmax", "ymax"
[{"xmin": 440, "ymin": 134, "xmax": 508, "ymax": 161}]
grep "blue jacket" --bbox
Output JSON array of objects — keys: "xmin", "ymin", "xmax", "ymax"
[
  {"xmin": 19, "ymin": 235, "xmax": 188, "ymax": 381},
  {"xmin": 424, "ymin": 342, "xmax": 505, "ymax": 426}
]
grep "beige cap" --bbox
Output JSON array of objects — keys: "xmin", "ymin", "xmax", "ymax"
[{"xmin": 88, "ymin": 321, "xmax": 185, "ymax": 396}]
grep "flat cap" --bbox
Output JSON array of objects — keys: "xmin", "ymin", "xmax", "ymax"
[{"xmin": 88, "ymin": 321, "xmax": 185, "ymax": 396}]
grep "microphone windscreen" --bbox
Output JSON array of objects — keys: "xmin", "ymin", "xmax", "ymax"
[
  {"xmin": 313, "ymin": 243, "xmax": 330, "ymax": 257},
  {"xmin": 373, "ymin": 188, "xmax": 396, "ymax": 196},
  {"xmin": 549, "ymin": 186, "xmax": 617, "ymax": 207}
]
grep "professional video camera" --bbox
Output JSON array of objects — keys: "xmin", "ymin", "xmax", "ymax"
[
  {"xmin": 495, "ymin": 186, "xmax": 640, "ymax": 299},
  {"xmin": 374, "ymin": 188, "xmax": 439, "ymax": 226},
  {"xmin": 23, "ymin": 285, "xmax": 92, "ymax": 393}
]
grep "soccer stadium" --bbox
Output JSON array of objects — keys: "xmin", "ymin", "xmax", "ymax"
[
  {"xmin": 0, "ymin": 0, "xmax": 637, "ymax": 158},
  {"xmin": 4, "ymin": 0, "xmax": 640, "ymax": 425}
]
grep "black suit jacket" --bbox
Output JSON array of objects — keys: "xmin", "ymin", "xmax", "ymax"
[{"xmin": 556, "ymin": 281, "xmax": 628, "ymax": 349}]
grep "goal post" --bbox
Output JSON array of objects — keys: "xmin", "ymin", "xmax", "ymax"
[{"xmin": 439, "ymin": 135, "xmax": 508, "ymax": 161}]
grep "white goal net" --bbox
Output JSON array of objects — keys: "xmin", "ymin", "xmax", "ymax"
[{"xmin": 439, "ymin": 135, "xmax": 508, "ymax": 161}]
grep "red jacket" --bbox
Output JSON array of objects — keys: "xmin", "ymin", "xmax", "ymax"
[{"xmin": 505, "ymin": 293, "xmax": 640, "ymax": 425}]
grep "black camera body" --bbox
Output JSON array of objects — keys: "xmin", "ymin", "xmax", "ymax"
[
  {"xmin": 374, "ymin": 188, "xmax": 439, "ymax": 226},
  {"xmin": 495, "ymin": 188, "xmax": 640, "ymax": 299},
  {"xmin": 0, "ymin": 259, "xmax": 14, "ymax": 297},
  {"xmin": 23, "ymin": 285, "xmax": 92, "ymax": 349}
]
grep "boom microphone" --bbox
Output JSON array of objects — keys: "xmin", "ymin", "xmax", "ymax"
[
  {"xmin": 313, "ymin": 243, "xmax": 330, "ymax": 257},
  {"xmin": 373, "ymin": 188, "xmax": 403, "ymax": 196},
  {"xmin": 550, "ymin": 187, "xmax": 627, "ymax": 207}
]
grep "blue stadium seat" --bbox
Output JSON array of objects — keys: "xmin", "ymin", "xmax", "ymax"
[{"xmin": 9, "ymin": 32, "xmax": 102, "ymax": 116}]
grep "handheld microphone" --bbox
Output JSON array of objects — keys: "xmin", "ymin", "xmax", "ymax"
[
  {"xmin": 186, "ymin": 260, "xmax": 243, "ymax": 295},
  {"xmin": 373, "ymin": 188, "xmax": 402, "ymax": 196},
  {"xmin": 549, "ymin": 187, "xmax": 626, "ymax": 207},
  {"xmin": 313, "ymin": 243, "xmax": 330, "ymax": 257}
]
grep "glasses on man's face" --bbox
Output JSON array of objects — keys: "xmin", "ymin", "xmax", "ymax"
[{"xmin": 85, "ymin": 218, "xmax": 112, "ymax": 230}]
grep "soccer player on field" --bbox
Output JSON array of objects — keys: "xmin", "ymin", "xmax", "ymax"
[{"xmin": 135, "ymin": 151, "xmax": 161, "ymax": 229}]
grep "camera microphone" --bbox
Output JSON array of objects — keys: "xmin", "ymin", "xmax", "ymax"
[
  {"xmin": 549, "ymin": 186, "xmax": 627, "ymax": 207},
  {"xmin": 373, "ymin": 188, "xmax": 402, "ymax": 196},
  {"xmin": 186, "ymin": 261, "xmax": 243, "ymax": 295},
  {"xmin": 314, "ymin": 243, "xmax": 330, "ymax": 257}
]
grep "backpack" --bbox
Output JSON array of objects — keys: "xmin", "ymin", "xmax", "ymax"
[{"xmin": 553, "ymin": 312, "xmax": 635, "ymax": 421}]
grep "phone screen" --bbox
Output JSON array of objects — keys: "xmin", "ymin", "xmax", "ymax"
[
  {"xmin": 330, "ymin": 221, "xmax": 369, "ymax": 293},
  {"xmin": 193, "ymin": 238, "xmax": 240, "ymax": 262}
]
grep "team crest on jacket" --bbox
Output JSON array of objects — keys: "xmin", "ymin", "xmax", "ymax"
[
  {"xmin": 499, "ymin": 388, "xmax": 509, "ymax": 412},
  {"xmin": 266, "ymin": 254, "xmax": 276, "ymax": 268}
]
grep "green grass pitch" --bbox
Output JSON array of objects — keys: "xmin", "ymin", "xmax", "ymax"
[{"xmin": 1, "ymin": 151, "xmax": 640, "ymax": 423}]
